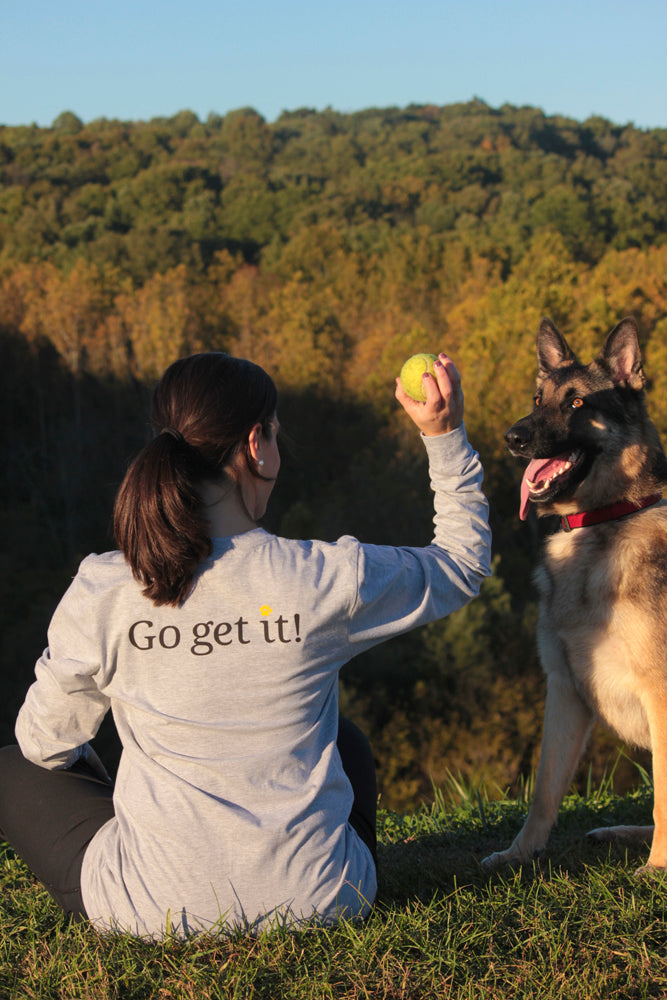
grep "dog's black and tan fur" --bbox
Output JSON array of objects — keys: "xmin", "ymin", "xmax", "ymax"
[{"xmin": 483, "ymin": 317, "xmax": 667, "ymax": 872}]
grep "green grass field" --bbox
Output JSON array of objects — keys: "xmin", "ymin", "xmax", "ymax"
[{"xmin": 2, "ymin": 776, "xmax": 666, "ymax": 999}]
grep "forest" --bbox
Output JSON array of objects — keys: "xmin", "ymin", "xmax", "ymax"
[{"xmin": 2, "ymin": 99, "xmax": 667, "ymax": 810}]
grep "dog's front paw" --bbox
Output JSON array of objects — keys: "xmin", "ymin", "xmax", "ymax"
[
  {"xmin": 481, "ymin": 846, "xmax": 537, "ymax": 871},
  {"xmin": 634, "ymin": 862, "xmax": 667, "ymax": 879}
]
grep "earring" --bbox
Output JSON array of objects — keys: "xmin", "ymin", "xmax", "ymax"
[{"xmin": 258, "ymin": 459, "xmax": 264, "ymax": 467}]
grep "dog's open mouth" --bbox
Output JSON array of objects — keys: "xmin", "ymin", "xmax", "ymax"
[{"xmin": 519, "ymin": 450, "xmax": 584, "ymax": 520}]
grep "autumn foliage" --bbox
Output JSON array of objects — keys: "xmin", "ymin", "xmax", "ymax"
[{"xmin": 2, "ymin": 101, "xmax": 666, "ymax": 809}]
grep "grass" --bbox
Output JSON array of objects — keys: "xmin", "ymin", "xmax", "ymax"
[{"xmin": 2, "ymin": 771, "xmax": 667, "ymax": 999}]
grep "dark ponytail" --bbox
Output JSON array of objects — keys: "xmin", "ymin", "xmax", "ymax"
[{"xmin": 114, "ymin": 353, "xmax": 278, "ymax": 607}]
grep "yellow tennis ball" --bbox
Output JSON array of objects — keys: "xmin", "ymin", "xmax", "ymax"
[{"xmin": 399, "ymin": 353, "xmax": 438, "ymax": 401}]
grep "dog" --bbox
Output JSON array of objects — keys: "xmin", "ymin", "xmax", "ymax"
[{"xmin": 483, "ymin": 316, "xmax": 667, "ymax": 873}]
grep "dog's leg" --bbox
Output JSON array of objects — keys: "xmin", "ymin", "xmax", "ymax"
[
  {"xmin": 588, "ymin": 697, "xmax": 667, "ymax": 869},
  {"xmin": 482, "ymin": 671, "xmax": 593, "ymax": 869},
  {"xmin": 639, "ymin": 698, "xmax": 667, "ymax": 869},
  {"xmin": 633, "ymin": 696, "xmax": 667, "ymax": 872}
]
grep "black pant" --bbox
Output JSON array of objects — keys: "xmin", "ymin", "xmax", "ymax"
[
  {"xmin": 0, "ymin": 747, "xmax": 114, "ymax": 919},
  {"xmin": 0, "ymin": 716, "xmax": 377, "ymax": 920}
]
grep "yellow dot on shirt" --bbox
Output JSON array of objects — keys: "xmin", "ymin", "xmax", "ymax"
[{"xmin": 260, "ymin": 605, "xmax": 273, "ymax": 616}]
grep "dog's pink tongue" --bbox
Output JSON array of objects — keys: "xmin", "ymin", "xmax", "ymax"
[{"xmin": 519, "ymin": 457, "xmax": 565, "ymax": 520}]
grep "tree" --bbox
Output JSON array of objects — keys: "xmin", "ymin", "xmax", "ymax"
[
  {"xmin": 52, "ymin": 111, "xmax": 84, "ymax": 134},
  {"xmin": 114, "ymin": 265, "xmax": 194, "ymax": 380}
]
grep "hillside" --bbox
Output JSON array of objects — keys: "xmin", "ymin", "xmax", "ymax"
[
  {"xmin": 2, "ymin": 101, "xmax": 667, "ymax": 280},
  {"xmin": 0, "ymin": 782, "xmax": 663, "ymax": 998},
  {"xmin": 1, "ymin": 101, "xmax": 666, "ymax": 808}
]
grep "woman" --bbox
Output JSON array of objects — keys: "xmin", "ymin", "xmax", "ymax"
[{"xmin": 0, "ymin": 350, "xmax": 490, "ymax": 938}]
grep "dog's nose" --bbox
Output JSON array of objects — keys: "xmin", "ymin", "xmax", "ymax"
[{"xmin": 505, "ymin": 424, "xmax": 531, "ymax": 453}]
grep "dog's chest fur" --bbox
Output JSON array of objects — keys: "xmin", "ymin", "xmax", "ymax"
[{"xmin": 533, "ymin": 509, "xmax": 667, "ymax": 750}]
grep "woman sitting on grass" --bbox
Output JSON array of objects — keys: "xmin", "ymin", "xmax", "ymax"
[{"xmin": 0, "ymin": 349, "xmax": 490, "ymax": 938}]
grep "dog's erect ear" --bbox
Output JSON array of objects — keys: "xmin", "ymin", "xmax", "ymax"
[
  {"xmin": 598, "ymin": 317, "xmax": 646, "ymax": 390},
  {"xmin": 536, "ymin": 318, "xmax": 577, "ymax": 380}
]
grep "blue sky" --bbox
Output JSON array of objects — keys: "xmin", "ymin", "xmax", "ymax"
[{"xmin": 2, "ymin": 0, "xmax": 666, "ymax": 130}]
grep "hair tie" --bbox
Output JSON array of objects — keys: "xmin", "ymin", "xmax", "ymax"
[{"xmin": 161, "ymin": 427, "xmax": 186, "ymax": 444}]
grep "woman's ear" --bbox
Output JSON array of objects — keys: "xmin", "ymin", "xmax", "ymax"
[{"xmin": 247, "ymin": 423, "xmax": 263, "ymax": 464}]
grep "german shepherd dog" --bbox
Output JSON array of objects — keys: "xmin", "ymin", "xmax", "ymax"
[{"xmin": 483, "ymin": 316, "xmax": 667, "ymax": 872}]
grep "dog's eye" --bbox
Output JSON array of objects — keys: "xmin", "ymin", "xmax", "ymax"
[{"xmin": 571, "ymin": 397, "xmax": 584, "ymax": 409}]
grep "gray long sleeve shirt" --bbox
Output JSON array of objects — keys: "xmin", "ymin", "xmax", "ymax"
[{"xmin": 16, "ymin": 424, "xmax": 491, "ymax": 938}]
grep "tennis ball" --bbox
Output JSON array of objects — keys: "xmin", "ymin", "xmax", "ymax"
[{"xmin": 399, "ymin": 353, "xmax": 438, "ymax": 401}]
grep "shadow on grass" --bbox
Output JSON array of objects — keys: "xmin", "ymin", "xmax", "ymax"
[{"xmin": 376, "ymin": 783, "xmax": 656, "ymax": 909}]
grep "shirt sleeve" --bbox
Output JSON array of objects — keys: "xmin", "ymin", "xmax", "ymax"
[
  {"xmin": 347, "ymin": 422, "xmax": 491, "ymax": 650},
  {"xmin": 15, "ymin": 567, "xmax": 111, "ymax": 769}
]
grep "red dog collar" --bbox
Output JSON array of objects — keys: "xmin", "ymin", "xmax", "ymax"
[{"xmin": 560, "ymin": 494, "xmax": 662, "ymax": 531}]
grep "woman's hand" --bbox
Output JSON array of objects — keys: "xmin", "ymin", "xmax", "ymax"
[{"xmin": 395, "ymin": 353, "xmax": 464, "ymax": 436}]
